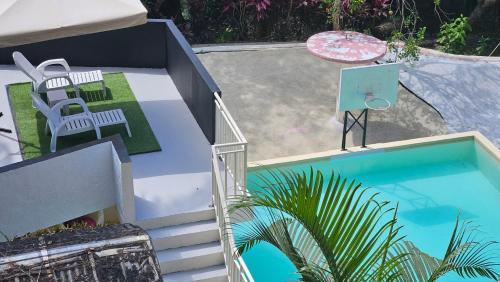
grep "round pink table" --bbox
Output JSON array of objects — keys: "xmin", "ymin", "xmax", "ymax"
[
  {"xmin": 306, "ymin": 31, "xmax": 387, "ymax": 127},
  {"xmin": 306, "ymin": 31, "xmax": 386, "ymax": 64}
]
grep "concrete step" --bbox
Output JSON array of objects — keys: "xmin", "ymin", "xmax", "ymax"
[
  {"xmin": 148, "ymin": 219, "xmax": 219, "ymax": 250},
  {"xmin": 136, "ymin": 208, "xmax": 215, "ymax": 230},
  {"xmin": 162, "ymin": 265, "xmax": 228, "ymax": 282},
  {"xmin": 157, "ymin": 242, "xmax": 225, "ymax": 274}
]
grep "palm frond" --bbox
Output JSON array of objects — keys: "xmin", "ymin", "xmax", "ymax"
[
  {"xmin": 433, "ymin": 218, "xmax": 500, "ymax": 281},
  {"xmin": 391, "ymin": 241, "xmax": 441, "ymax": 282},
  {"xmin": 230, "ymin": 168, "xmax": 403, "ymax": 281},
  {"xmin": 230, "ymin": 168, "xmax": 500, "ymax": 282},
  {"xmin": 232, "ymin": 206, "xmax": 327, "ymax": 281},
  {"xmin": 391, "ymin": 217, "xmax": 500, "ymax": 282}
]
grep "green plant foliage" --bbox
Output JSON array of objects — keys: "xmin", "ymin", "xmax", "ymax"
[
  {"xmin": 348, "ymin": 0, "xmax": 365, "ymax": 14},
  {"xmin": 320, "ymin": 0, "xmax": 340, "ymax": 29},
  {"xmin": 392, "ymin": 219, "xmax": 500, "ymax": 281},
  {"xmin": 437, "ymin": 15, "xmax": 472, "ymax": 54},
  {"xmin": 231, "ymin": 168, "xmax": 500, "ymax": 281},
  {"xmin": 474, "ymin": 36, "xmax": 490, "ymax": 56},
  {"xmin": 383, "ymin": 0, "xmax": 435, "ymax": 63},
  {"xmin": 231, "ymin": 168, "xmax": 403, "ymax": 281},
  {"xmin": 215, "ymin": 27, "xmax": 235, "ymax": 43},
  {"xmin": 387, "ymin": 27, "xmax": 426, "ymax": 63}
]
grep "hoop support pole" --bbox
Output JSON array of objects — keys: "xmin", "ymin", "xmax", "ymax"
[
  {"xmin": 341, "ymin": 109, "xmax": 368, "ymax": 151},
  {"xmin": 0, "ymin": 112, "xmax": 12, "ymax": 134},
  {"xmin": 362, "ymin": 109, "xmax": 368, "ymax": 147}
]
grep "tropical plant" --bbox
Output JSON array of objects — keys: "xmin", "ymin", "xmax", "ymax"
[
  {"xmin": 217, "ymin": 0, "xmax": 325, "ymax": 41},
  {"xmin": 320, "ymin": 0, "xmax": 390, "ymax": 31},
  {"xmin": 321, "ymin": 0, "xmax": 342, "ymax": 30},
  {"xmin": 474, "ymin": 36, "xmax": 490, "ymax": 56},
  {"xmin": 230, "ymin": 169, "xmax": 500, "ymax": 281},
  {"xmin": 437, "ymin": 15, "xmax": 472, "ymax": 54},
  {"xmin": 393, "ymin": 219, "xmax": 500, "ymax": 281},
  {"xmin": 383, "ymin": 0, "xmax": 428, "ymax": 63},
  {"xmin": 387, "ymin": 27, "xmax": 426, "ymax": 63}
]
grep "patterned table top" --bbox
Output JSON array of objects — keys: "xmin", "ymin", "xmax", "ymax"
[{"xmin": 307, "ymin": 31, "xmax": 387, "ymax": 64}]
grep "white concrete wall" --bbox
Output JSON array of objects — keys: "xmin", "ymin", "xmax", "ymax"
[
  {"xmin": 0, "ymin": 141, "xmax": 134, "ymax": 240},
  {"xmin": 112, "ymin": 148, "xmax": 135, "ymax": 224}
]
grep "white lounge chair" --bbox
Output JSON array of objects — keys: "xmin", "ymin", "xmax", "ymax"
[
  {"xmin": 12, "ymin": 51, "xmax": 105, "ymax": 96},
  {"xmin": 31, "ymin": 92, "xmax": 132, "ymax": 152}
]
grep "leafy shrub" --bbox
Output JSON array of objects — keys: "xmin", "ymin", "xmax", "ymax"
[
  {"xmin": 139, "ymin": 0, "xmax": 424, "ymax": 51},
  {"xmin": 343, "ymin": 0, "xmax": 390, "ymax": 31},
  {"xmin": 387, "ymin": 27, "xmax": 426, "ymax": 63},
  {"xmin": 321, "ymin": 0, "xmax": 390, "ymax": 31},
  {"xmin": 185, "ymin": 0, "xmax": 327, "ymax": 43},
  {"xmin": 474, "ymin": 36, "xmax": 490, "ymax": 55},
  {"xmin": 215, "ymin": 27, "xmax": 235, "ymax": 43},
  {"xmin": 437, "ymin": 15, "xmax": 471, "ymax": 54}
]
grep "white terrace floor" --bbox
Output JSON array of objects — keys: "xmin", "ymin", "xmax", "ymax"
[{"xmin": 0, "ymin": 66, "xmax": 213, "ymax": 222}]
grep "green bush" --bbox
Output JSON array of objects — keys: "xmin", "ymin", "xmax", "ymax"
[
  {"xmin": 437, "ymin": 15, "xmax": 471, "ymax": 54},
  {"xmin": 474, "ymin": 36, "xmax": 490, "ymax": 56},
  {"xmin": 387, "ymin": 27, "xmax": 426, "ymax": 63}
]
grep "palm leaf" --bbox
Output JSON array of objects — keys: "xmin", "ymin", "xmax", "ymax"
[
  {"xmin": 230, "ymin": 168, "xmax": 403, "ymax": 281},
  {"xmin": 392, "ymin": 217, "xmax": 500, "ymax": 282},
  {"xmin": 232, "ymin": 206, "xmax": 327, "ymax": 281}
]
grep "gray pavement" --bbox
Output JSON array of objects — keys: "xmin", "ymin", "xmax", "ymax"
[
  {"xmin": 198, "ymin": 47, "xmax": 448, "ymax": 161},
  {"xmin": 399, "ymin": 55, "xmax": 500, "ymax": 147}
]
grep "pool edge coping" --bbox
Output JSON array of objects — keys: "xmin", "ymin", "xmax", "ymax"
[{"xmin": 248, "ymin": 131, "xmax": 500, "ymax": 169}]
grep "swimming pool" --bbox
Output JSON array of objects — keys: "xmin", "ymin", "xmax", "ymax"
[{"xmin": 240, "ymin": 133, "xmax": 500, "ymax": 281}]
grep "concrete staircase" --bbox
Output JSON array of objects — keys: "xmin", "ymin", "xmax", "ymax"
[{"xmin": 137, "ymin": 209, "xmax": 228, "ymax": 282}]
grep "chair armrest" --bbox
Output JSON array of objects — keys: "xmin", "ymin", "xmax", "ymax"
[
  {"xmin": 56, "ymin": 115, "xmax": 96, "ymax": 132},
  {"xmin": 36, "ymin": 74, "xmax": 77, "ymax": 92},
  {"xmin": 51, "ymin": 98, "xmax": 91, "ymax": 115},
  {"xmin": 36, "ymin": 58, "xmax": 71, "ymax": 77}
]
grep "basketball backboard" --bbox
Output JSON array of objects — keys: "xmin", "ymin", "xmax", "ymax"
[{"xmin": 337, "ymin": 63, "xmax": 400, "ymax": 115}]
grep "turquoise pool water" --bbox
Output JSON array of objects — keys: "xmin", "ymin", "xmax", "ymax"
[{"xmin": 241, "ymin": 139, "xmax": 500, "ymax": 282}]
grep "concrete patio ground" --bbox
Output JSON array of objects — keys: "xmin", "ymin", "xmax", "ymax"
[{"xmin": 197, "ymin": 46, "xmax": 448, "ymax": 162}]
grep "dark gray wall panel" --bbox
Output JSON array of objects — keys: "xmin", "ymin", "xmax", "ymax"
[
  {"xmin": 0, "ymin": 21, "xmax": 167, "ymax": 68},
  {"xmin": 165, "ymin": 20, "xmax": 220, "ymax": 144}
]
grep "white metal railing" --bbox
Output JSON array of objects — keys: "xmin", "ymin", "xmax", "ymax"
[
  {"xmin": 214, "ymin": 92, "xmax": 247, "ymax": 196},
  {"xmin": 212, "ymin": 92, "xmax": 253, "ymax": 282}
]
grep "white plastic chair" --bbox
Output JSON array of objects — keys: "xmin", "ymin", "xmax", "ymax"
[
  {"xmin": 12, "ymin": 51, "xmax": 105, "ymax": 95},
  {"xmin": 31, "ymin": 92, "xmax": 101, "ymax": 152},
  {"xmin": 12, "ymin": 51, "xmax": 79, "ymax": 95},
  {"xmin": 31, "ymin": 92, "xmax": 132, "ymax": 152}
]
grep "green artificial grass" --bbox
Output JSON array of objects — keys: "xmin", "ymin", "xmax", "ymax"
[{"xmin": 8, "ymin": 72, "xmax": 161, "ymax": 159}]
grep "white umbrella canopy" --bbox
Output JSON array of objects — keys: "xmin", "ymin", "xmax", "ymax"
[{"xmin": 0, "ymin": 0, "xmax": 147, "ymax": 47}]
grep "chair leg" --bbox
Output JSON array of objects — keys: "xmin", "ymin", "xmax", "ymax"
[
  {"xmin": 124, "ymin": 122, "xmax": 132, "ymax": 137},
  {"xmin": 45, "ymin": 121, "xmax": 50, "ymax": 136},
  {"xmin": 75, "ymin": 86, "xmax": 81, "ymax": 98},
  {"xmin": 50, "ymin": 134, "xmax": 57, "ymax": 152},
  {"xmin": 95, "ymin": 126, "xmax": 102, "ymax": 139},
  {"xmin": 101, "ymin": 81, "xmax": 106, "ymax": 97}
]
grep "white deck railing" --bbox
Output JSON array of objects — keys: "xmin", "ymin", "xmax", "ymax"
[
  {"xmin": 214, "ymin": 92, "xmax": 247, "ymax": 196},
  {"xmin": 212, "ymin": 93, "xmax": 253, "ymax": 282}
]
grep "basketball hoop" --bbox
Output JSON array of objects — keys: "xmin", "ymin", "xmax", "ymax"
[
  {"xmin": 364, "ymin": 93, "xmax": 391, "ymax": 111},
  {"xmin": 336, "ymin": 63, "xmax": 401, "ymax": 150}
]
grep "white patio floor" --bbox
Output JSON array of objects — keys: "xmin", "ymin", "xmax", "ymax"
[{"xmin": 0, "ymin": 66, "xmax": 213, "ymax": 221}]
